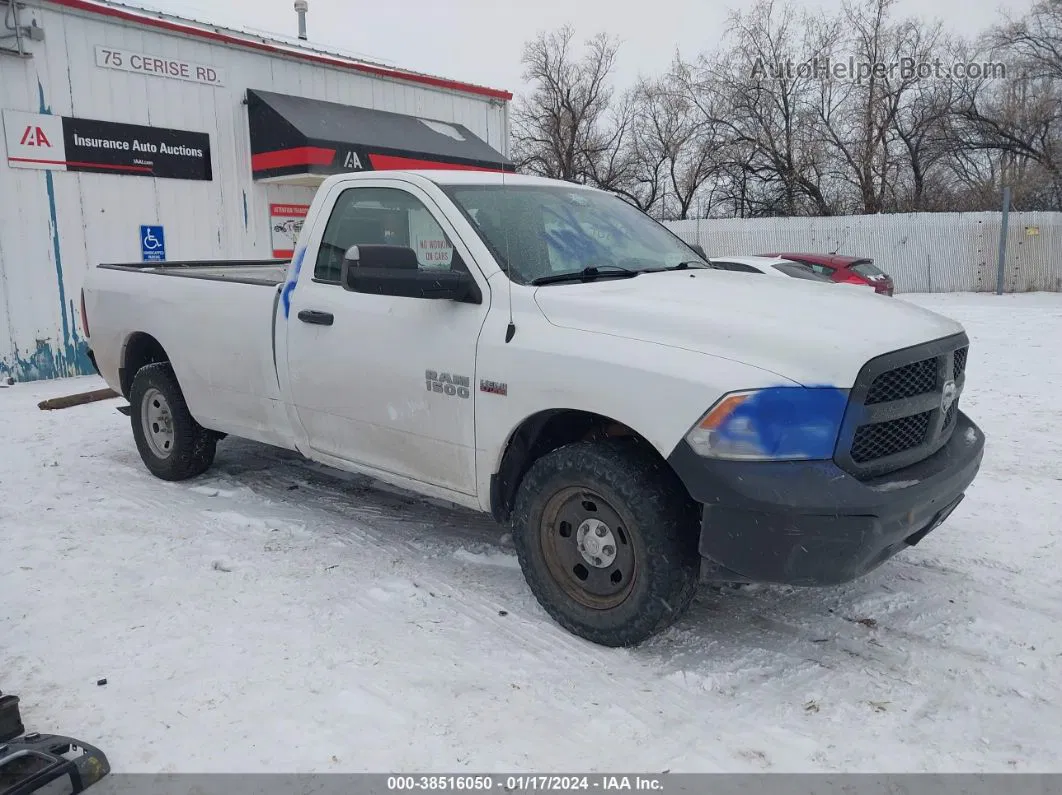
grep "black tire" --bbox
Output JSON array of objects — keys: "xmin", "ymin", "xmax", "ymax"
[
  {"xmin": 511, "ymin": 437, "xmax": 702, "ymax": 647},
  {"xmin": 128, "ymin": 362, "xmax": 216, "ymax": 481}
]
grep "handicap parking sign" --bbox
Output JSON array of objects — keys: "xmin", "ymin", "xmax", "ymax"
[{"xmin": 140, "ymin": 225, "xmax": 166, "ymax": 262}]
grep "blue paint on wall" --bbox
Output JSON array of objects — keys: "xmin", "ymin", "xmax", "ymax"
[
  {"xmin": 0, "ymin": 79, "xmax": 94, "ymax": 382},
  {"xmin": 242, "ymin": 191, "xmax": 249, "ymax": 230},
  {"xmin": 46, "ymin": 169, "xmax": 70, "ymax": 345}
]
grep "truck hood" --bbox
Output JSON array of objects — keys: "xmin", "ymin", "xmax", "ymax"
[{"xmin": 532, "ymin": 269, "xmax": 964, "ymax": 387}]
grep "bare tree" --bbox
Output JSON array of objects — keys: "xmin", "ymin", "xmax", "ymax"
[
  {"xmin": 579, "ymin": 88, "xmax": 650, "ymax": 205},
  {"xmin": 808, "ymin": 0, "xmax": 948, "ymax": 213},
  {"xmin": 990, "ymin": 0, "xmax": 1062, "ymax": 81},
  {"xmin": 889, "ymin": 35, "xmax": 961, "ymax": 211},
  {"xmin": 632, "ymin": 62, "xmax": 726, "ymax": 219},
  {"xmin": 687, "ymin": 0, "xmax": 838, "ymax": 216},
  {"xmin": 509, "ymin": 0, "xmax": 1062, "ymax": 216},
  {"xmin": 951, "ymin": 0, "xmax": 1062, "ymax": 209},
  {"xmin": 601, "ymin": 87, "xmax": 670, "ymax": 213},
  {"xmin": 510, "ymin": 26, "xmax": 626, "ymax": 185}
]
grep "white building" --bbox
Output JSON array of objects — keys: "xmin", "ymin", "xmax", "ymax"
[{"xmin": 0, "ymin": 0, "xmax": 512, "ymax": 381}]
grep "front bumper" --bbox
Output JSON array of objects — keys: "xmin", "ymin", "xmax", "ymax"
[{"xmin": 666, "ymin": 410, "xmax": 985, "ymax": 586}]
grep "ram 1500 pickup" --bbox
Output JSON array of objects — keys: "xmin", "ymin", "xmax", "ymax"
[{"xmin": 81, "ymin": 170, "xmax": 986, "ymax": 647}]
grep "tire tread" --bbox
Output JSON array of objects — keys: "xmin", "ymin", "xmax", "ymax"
[
  {"xmin": 129, "ymin": 362, "xmax": 216, "ymax": 481},
  {"xmin": 511, "ymin": 437, "xmax": 701, "ymax": 647}
]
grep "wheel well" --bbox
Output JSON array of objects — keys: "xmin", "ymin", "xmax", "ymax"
[
  {"xmin": 119, "ymin": 332, "xmax": 169, "ymax": 398},
  {"xmin": 489, "ymin": 410, "xmax": 675, "ymax": 523}
]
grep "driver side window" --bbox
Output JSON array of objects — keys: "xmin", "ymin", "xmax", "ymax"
[{"xmin": 313, "ymin": 186, "xmax": 466, "ymax": 283}]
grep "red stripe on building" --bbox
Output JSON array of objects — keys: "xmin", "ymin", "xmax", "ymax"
[
  {"xmin": 46, "ymin": 0, "xmax": 513, "ymax": 101},
  {"xmin": 9, "ymin": 156, "xmax": 153, "ymax": 173},
  {"xmin": 7, "ymin": 157, "xmax": 66, "ymax": 167},
  {"xmin": 251, "ymin": 146, "xmax": 336, "ymax": 172},
  {"xmin": 367, "ymin": 153, "xmax": 507, "ymax": 172},
  {"xmin": 67, "ymin": 160, "xmax": 154, "ymax": 172}
]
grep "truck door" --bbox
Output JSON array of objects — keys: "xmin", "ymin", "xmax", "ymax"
[{"xmin": 283, "ymin": 180, "xmax": 490, "ymax": 496}]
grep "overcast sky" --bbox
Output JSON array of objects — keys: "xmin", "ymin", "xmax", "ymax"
[{"xmin": 135, "ymin": 0, "xmax": 1031, "ymax": 96}]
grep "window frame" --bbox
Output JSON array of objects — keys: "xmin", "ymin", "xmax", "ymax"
[{"xmin": 310, "ymin": 184, "xmax": 471, "ymax": 286}]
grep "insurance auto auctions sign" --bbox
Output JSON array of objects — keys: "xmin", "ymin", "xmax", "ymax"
[{"xmin": 2, "ymin": 109, "xmax": 212, "ymax": 180}]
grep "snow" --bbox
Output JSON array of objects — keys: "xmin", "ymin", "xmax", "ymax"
[{"xmin": 2, "ymin": 291, "xmax": 1061, "ymax": 773}]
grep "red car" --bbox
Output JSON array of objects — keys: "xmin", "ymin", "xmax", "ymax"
[{"xmin": 759, "ymin": 252, "xmax": 895, "ymax": 296}]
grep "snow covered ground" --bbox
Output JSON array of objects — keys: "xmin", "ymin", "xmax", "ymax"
[{"xmin": 1, "ymin": 292, "xmax": 1060, "ymax": 774}]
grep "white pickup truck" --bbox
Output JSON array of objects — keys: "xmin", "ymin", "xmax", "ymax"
[{"xmin": 81, "ymin": 170, "xmax": 985, "ymax": 647}]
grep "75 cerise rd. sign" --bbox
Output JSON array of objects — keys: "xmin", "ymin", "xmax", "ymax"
[{"xmin": 95, "ymin": 45, "xmax": 224, "ymax": 87}]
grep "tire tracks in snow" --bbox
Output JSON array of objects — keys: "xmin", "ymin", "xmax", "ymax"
[
  {"xmin": 32, "ymin": 403, "xmax": 1062, "ymax": 770},
  {"xmin": 150, "ymin": 441, "xmax": 819, "ymax": 770},
  {"xmin": 106, "ymin": 435, "xmax": 1062, "ymax": 751}
]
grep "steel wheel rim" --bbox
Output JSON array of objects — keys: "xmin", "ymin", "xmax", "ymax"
[
  {"xmin": 141, "ymin": 387, "xmax": 176, "ymax": 459},
  {"xmin": 540, "ymin": 486, "xmax": 638, "ymax": 610}
]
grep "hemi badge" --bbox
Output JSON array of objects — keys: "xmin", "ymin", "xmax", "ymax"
[{"xmin": 480, "ymin": 379, "xmax": 508, "ymax": 396}]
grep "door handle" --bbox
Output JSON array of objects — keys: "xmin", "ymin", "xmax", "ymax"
[{"xmin": 297, "ymin": 309, "xmax": 334, "ymax": 326}]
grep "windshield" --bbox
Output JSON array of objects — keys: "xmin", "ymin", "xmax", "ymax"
[
  {"xmin": 440, "ymin": 184, "xmax": 707, "ymax": 285},
  {"xmin": 773, "ymin": 262, "xmax": 833, "ymax": 281},
  {"xmin": 850, "ymin": 260, "xmax": 887, "ymax": 278}
]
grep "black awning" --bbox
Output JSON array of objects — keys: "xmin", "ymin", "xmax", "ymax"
[{"xmin": 246, "ymin": 88, "xmax": 513, "ymax": 181}]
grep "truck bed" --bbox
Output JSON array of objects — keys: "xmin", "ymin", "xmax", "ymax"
[
  {"xmin": 83, "ymin": 256, "xmax": 298, "ymax": 452},
  {"xmin": 98, "ymin": 259, "xmax": 290, "ymax": 287}
]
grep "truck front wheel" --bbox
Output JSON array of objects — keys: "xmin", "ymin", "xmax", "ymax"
[
  {"xmin": 129, "ymin": 362, "xmax": 217, "ymax": 481},
  {"xmin": 511, "ymin": 438, "xmax": 702, "ymax": 647}
]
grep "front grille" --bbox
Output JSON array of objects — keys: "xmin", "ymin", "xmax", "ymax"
[
  {"xmin": 835, "ymin": 334, "xmax": 969, "ymax": 479},
  {"xmin": 953, "ymin": 346, "xmax": 968, "ymax": 379},
  {"xmin": 865, "ymin": 356, "xmax": 937, "ymax": 404},
  {"xmin": 851, "ymin": 412, "xmax": 932, "ymax": 463}
]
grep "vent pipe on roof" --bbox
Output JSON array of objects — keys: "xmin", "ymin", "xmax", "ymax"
[{"xmin": 294, "ymin": 0, "xmax": 308, "ymax": 40}]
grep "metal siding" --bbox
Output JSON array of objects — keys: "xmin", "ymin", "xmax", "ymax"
[
  {"xmin": 0, "ymin": 56, "xmax": 43, "ymax": 377},
  {"xmin": 1, "ymin": 2, "xmax": 508, "ymax": 381},
  {"xmin": 665, "ymin": 212, "xmax": 1062, "ymax": 294},
  {"xmin": 0, "ymin": 8, "xmax": 90, "ymax": 380}
]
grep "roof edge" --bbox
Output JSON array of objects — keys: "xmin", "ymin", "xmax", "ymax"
[{"xmin": 42, "ymin": 0, "xmax": 514, "ymax": 102}]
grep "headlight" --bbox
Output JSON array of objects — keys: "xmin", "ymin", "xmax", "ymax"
[{"xmin": 684, "ymin": 386, "xmax": 849, "ymax": 461}]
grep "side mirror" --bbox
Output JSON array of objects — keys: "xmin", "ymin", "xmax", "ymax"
[
  {"xmin": 688, "ymin": 243, "xmax": 707, "ymax": 259},
  {"xmin": 341, "ymin": 244, "xmax": 480, "ymax": 303}
]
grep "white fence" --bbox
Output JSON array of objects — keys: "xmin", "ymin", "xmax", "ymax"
[{"xmin": 664, "ymin": 211, "xmax": 1062, "ymax": 294}]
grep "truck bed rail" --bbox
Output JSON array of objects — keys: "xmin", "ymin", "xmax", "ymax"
[{"xmin": 97, "ymin": 259, "xmax": 290, "ymax": 287}]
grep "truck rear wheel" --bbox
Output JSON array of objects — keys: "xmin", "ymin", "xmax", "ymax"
[
  {"xmin": 511, "ymin": 438, "xmax": 702, "ymax": 647},
  {"xmin": 129, "ymin": 362, "xmax": 216, "ymax": 481}
]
